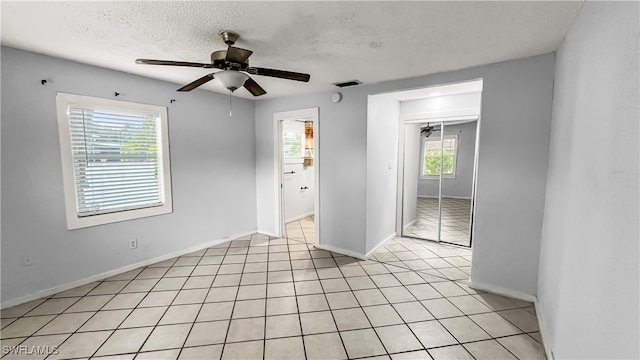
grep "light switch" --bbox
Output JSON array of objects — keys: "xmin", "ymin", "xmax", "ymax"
[{"xmin": 387, "ymin": 161, "xmax": 392, "ymax": 169}]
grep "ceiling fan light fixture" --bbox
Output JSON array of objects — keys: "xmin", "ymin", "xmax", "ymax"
[{"xmin": 216, "ymin": 70, "xmax": 248, "ymax": 92}]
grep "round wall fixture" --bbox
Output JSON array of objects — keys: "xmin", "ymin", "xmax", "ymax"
[{"xmin": 332, "ymin": 92, "xmax": 342, "ymax": 103}]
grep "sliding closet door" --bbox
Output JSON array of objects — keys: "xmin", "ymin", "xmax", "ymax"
[
  {"xmin": 439, "ymin": 121, "xmax": 476, "ymax": 247},
  {"xmin": 403, "ymin": 122, "xmax": 442, "ymax": 241}
]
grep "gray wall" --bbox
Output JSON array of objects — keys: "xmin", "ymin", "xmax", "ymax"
[
  {"xmin": 537, "ymin": 2, "xmax": 639, "ymax": 359},
  {"xmin": 417, "ymin": 121, "xmax": 478, "ymax": 198},
  {"xmin": 2, "ymin": 47, "xmax": 556, "ymax": 304},
  {"xmin": 256, "ymin": 53, "xmax": 555, "ymax": 296},
  {"xmin": 254, "ymin": 91, "xmax": 369, "ymax": 254},
  {"xmin": 366, "ymin": 94, "xmax": 399, "ymax": 253},
  {"xmin": 1, "ymin": 47, "xmax": 257, "ymax": 304}
]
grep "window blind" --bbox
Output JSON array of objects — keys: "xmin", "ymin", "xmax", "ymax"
[{"xmin": 68, "ymin": 108, "xmax": 165, "ymax": 216}]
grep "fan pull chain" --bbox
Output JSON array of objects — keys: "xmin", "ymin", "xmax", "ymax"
[{"xmin": 228, "ymin": 90, "xmax": 232, "ymax": 117}]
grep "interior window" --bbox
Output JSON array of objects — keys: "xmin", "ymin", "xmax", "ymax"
[{"xmin": 56, "ymin": 93, "xmax": 173, "ymax": 229}]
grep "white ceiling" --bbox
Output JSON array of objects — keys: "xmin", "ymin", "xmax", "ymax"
[{"xmin": 1, "ymin": 1, "xmax": 583, "ymax": 100}]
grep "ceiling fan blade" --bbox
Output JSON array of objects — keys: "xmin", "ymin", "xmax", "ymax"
[
  {"xmin": 136, "ymin": 59, "xmax": 213, "ymax": 68},
  {"xmin": 246, "ymin": 67, "xmax": 310, "ymax": 82},
  {"xmin": 225, "ymin": 46, "xmax": 253, "ymax": 64},
  {"xmin": 177, "ymin": 73, "xmax": 215, "ymax": 92},
  {"xmin": 243, "ymin": 76, "xmax": 267, "ymax": 96}
]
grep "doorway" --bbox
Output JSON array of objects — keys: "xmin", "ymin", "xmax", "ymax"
[
  {"xmin": 274, "ymin": 108, "xmax": 319, "ymax": 245},
  {"xmin": 395, "ymin": 79, "xmax": 483, "ymax": 249}
]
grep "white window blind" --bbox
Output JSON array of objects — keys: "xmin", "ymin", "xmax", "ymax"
[
  {"xmin": 69, "ymin": 108, "xmax": 164, "ymax": 216},
  {"xmin": 57, "ymin": 93, "xmax": 173, "ymax": 229}
]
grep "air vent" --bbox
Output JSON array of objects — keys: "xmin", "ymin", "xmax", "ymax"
[{"xmin": 333, "ymin": 80, "xmax": 362, "ymax": 88}]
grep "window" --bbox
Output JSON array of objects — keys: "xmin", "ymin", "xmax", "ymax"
[
  {"xmin": 56, "ymin": 93, "xmax": 172, "ymax": 229},
  {"xmin": 282, "ymin": 121, "xmax": 305, "ymax": 158},
  {"xmin": 422, "ymin": 134, "xmax": 458, "ymax": 178}
]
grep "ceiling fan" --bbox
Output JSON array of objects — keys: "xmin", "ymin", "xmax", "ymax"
[
  {"xmin": 135, "ymin": 31, "xmax": 310, "ymax": 96},
  {"xmin": 421, "ymin": 124, "xmax": 441, "ymax": 137}
]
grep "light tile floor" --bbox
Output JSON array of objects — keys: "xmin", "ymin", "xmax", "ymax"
[
  {"xmin": 1, "ymin": 221, "xmax": 546, "ymax": 360},
  {"xmin": 404, "ymin": 197, "xmax": 472, "ymax": 247}
]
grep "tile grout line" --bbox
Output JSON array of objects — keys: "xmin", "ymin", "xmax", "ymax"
[
  {"xmin": 4, "ymin": 217, "xmax": 544, "ymax": 360},
  {"xmin": 173, "ymin": 245, "xmax": 228, "ymax": 360},
  {"xmin": 218, "ymin": 237, "xmax": 251, "ymax": 359},
  {"xmin": 282, "ymin": 229, "xmax": 310, "ymax": 360}
]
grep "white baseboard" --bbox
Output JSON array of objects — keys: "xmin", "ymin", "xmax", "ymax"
[
  {"xmin": 313, "ymin": 243, "xmax": 367, "ymax": 260},
  {"xmin": 468, "ymin": 280, "xmax": 552, "ymax": 358},
  {"xmin": 285, "ymin": 212, "xmax": 314, "ymax": 224},
  {"xmin": 534, "ymin": 299, "xmax": 554, "ymax": 360},
  {"xmin": 468, "ymin": 280, "xmax": 536, "ymax": 302},
  {"xmin": 257, "ymin": 230, "xmax": 280, "ymax": 238},
  {"xmin": 417, "ymin": 195, "xmax": 471, "ymax": 200},
  {"xmin": 1, "ymin": 229, "xmax": 257, "ymax": 309},
  {"xmin": 403, "ymin": 220, "xmax": 417, "ymax": 232},
  {"xmin": 365, "ymin": 233, "xmax": 397, "ymax": 258}
]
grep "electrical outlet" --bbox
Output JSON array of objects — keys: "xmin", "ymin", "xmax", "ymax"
[
  {"xmin": 129, "ymin": 239, "xmax": 138, "ymax": 249},
  {"xmin": 22, "ymin": 256, "xmax": 33, "ymax": 267}
]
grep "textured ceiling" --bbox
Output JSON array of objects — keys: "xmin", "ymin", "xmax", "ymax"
[{"xmin": 1, "ymin": 1, "xmax": 583, "ymax": 99}]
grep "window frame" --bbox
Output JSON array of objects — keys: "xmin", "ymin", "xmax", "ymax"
[
  {"xmin": 420, "ymin": 134, "xmax": 459, "ymax": 179},
  {"xmin": 56, "ymin": 92, "xmax": 173, "ymax": 229}
]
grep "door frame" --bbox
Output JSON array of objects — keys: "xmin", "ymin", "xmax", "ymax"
[{"xmin": 273, "ymin": 107, "xmax": 320, "ymax": 244}]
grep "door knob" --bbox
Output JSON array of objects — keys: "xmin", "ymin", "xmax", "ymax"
[{"xmin": 301, "ymin": 186, "xmax": 309, "ymax": 190}]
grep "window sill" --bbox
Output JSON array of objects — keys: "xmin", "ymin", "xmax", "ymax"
[
  {"xmin": 420, "ymin": 175, "xmax": 456, "ymax": 180},
  {"xmin": 66, "ymin": 203, "xmax": 173, "ymax": 230}
]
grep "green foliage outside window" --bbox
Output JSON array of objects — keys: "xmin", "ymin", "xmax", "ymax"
[
  {"xmin": 423, "ymin": 137, "xmax": 456, "ymax": 176},
  {"xmin": 121, "ymin": 117, "xmax": 158, "ymax": 162},
  {"xmin": 283, "ymin": 131, "xmax": 303, "ymax": 157}
]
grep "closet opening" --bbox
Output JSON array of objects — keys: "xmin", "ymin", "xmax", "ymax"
[{"xmin": 396, "ymin": 79, "xmax": 483, "ymax": 248}]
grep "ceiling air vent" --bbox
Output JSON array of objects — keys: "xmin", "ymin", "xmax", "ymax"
[{"xmin": 333, "ymin": 80, "xmax": 362, "ymax": 88}]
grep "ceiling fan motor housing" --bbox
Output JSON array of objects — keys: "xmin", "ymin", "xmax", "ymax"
[
  {"xmin": 219, "ymin": 31, "xmax": 239, "ymax": 46},
  {"xmin": 211, "ymin": 50, "xmax": 227, "ymax": 67}
]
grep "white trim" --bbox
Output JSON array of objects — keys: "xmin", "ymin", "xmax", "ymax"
[
  {"xmin": 1, "ymin": 229, "xmax": 257, "ymax": 309},
  {"xmin": 257, "ymin": 231, "xmax": 280, "ymax": 238},
  {"xmin": 469, "ymin": 115, "xmax": 482, "ymax": 247},
  {"xmin": 395, "ymin": 117, "xmax": 406, "ymax": 237},
  {"xmin": 314, "ymin": 243, "xmax": 367, "ymax": 260},
  {"xmin": 285, "ymin": 212, "xmax": 315, "ymax": 224},
  {"xmin": 55, "ymin": 92, "xmax": 173, "ymax": 230},
  {"xmin": 534, "ymin": 299, "xmax": 554, "ymax": 360},
  {"xmin": 400, "ymin": 108, "xmax": 480, "ymax": 122},
  {"xmin": 468, "ymin": 280, "xmax": 553, "ymax": 358},
  {"xmin": 366, "ymin": 233, "xmax": 397, "ymax": 258},
  {"xmin": 403, "ymin": 219, "xmax": 417, "ymax": 232},
  {"xmin": 467, "ymin": 280, "xmax": 536, "ymax": 302},
  {"xmin": 417, "ymin": 195, "xmax": 472, "ymax": 200},
  {"xmin": 373, "ymin": 79, "xmax": 484, "ymax": 101}
]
